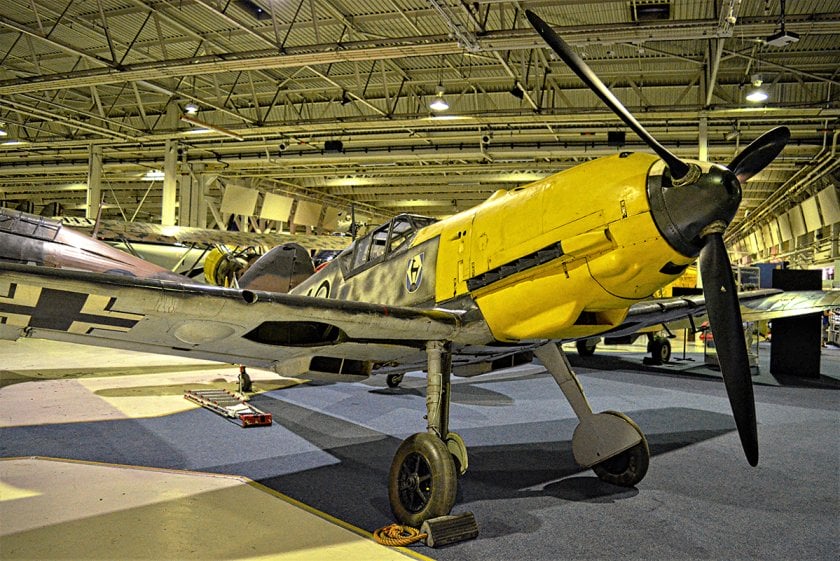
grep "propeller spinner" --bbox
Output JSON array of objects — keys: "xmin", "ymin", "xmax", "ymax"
[{"xmin": 527, "ymin": 10, "xmax": 791, "ymax": 466}]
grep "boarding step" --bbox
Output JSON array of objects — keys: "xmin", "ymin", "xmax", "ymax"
[{"xmin": 184, "ymin": 389, "xmax": 272, "ymax": 427}]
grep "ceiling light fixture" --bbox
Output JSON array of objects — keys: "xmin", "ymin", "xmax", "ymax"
[
  {"xmin": 746, "ymin": 88, "xmax": 768, "ymax": 103},
  {"xmin": 429, "ymin": 84, "xmax": 449, "ymax": 112},
  {"xmin": 184, "ymin": 102, "xmax": 199, "ymax": 115},
  {"xmin": 746, "ymin": 75, "xmax": 768, "ymax": 103},
  {"xmin": 180, "ymin": 115, "xmax": 244, "ymax": 141},
  {"xmin": 142, "ymin": 170, "xmax": 165, "ymax": 181}
]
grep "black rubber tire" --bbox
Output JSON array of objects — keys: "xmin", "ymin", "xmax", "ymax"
[
  {"xmin": 576, "ymin": 338, "xmax": 598, "ymax": 357},
  {"xmin": 389, "ymin": 432, "xmax": 457, "ymax": 527},
  {"xmin": 591, "ymin": 412, "xmax": 650, "ymax": 487},
  {"xmin": 386, "ymin": 374, "xmax": 405, "ymax": 388},
  {"xmin": 649, "ymin": 337, "xmax": 671, "ymax": 363}
]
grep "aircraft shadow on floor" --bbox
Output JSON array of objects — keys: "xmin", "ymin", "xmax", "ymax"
[
  {"xmin": 568, "ymin": 349, "xmax": 840, "ymax": 390},
  {"xmin": 250, "ymin": 395, "xmax": 737, "ymax": 537},
  {"xmin": 0, "ymin": 380, "xmax": 738, "ymax": 542}
]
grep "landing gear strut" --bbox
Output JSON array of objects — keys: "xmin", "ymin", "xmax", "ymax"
[
  {"xmin": 238, "ymin": 365, "xmax": 252, "ymax": 393},
  {"xmin": 388, "ymin": 341, "xmax": 466, "ymax": 526},
  {"xmin": 534, "ymin": 343, "xmax": 650, "ymax": 487}
]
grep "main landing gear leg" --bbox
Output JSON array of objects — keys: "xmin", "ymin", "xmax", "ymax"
[
  {"xmin": 388, "ymin": 341, "xmax": 466, "ymax": 527},
  {"xmin": 533, "ymin": 343, "xmax": 650, "ymax": 486}
]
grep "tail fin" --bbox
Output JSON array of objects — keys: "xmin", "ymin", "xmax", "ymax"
[{"xmin": 238, "ymin": 243, "xmax": 315, "ymax": 293}]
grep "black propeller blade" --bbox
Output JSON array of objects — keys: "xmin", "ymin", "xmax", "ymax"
[
  {"xmin": 728, "ymin": 126, "xmax": 791, "ymax": 184},
  {"xmin": 699, "ymin": 231, "xmax": 759, "ymax": 466},
  {"xmin": 525, "ymin": 10, "xmax": 690, "ymax": 180}
]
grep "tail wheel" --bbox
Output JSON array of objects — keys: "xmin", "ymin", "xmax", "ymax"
[
  {"xmin": 592, "ymin": 411, "xmax": 650, "ymax": 487},
  {"xmin": 386, "ymin": 374, "xmax": 405, "ymax": 388},
  {"xmin": 576, "ymin": 338, "xmax": 598, "ymax": 357},
  {"xmin": 648, "ymin": 336, "xmax": 672, "ymax": 364},
  {"xmin": 389, "ymin": 432, "xmax": 457, "ymax": 527}
]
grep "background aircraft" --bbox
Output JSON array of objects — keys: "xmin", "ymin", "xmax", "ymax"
[{"xmin": 1, "ymin": 10, "xmax": 837, "ymax": 528}]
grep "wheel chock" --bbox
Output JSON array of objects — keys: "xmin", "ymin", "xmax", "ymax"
[{"xmin": 420, "ymin": 512, "xmax": 479, "ymax": 548}]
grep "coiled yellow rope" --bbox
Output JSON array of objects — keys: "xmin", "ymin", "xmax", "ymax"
[{"xmin": 372, "ymin": 524, "xmax": 428, "ymax": 547}]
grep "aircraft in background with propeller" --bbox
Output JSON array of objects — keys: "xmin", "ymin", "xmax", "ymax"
[{"xmin": 1, "ymin": 10, "xmax": 837, "ymax": 528}]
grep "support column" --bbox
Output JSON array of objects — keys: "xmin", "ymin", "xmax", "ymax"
[
  {"xmin": 85, "ymin": 145, "xmax": 103, "ymax": 219},
  {"xmin": 162, "ymin": 139, "xmax": 178, "ymax": 226},
  {"xmin": 179, "ymin": 164, "xmax": 210, "ymax": 228},
  {"xmin": 698, "ymin": 115, "xmax": 708, "ymax": 162}
]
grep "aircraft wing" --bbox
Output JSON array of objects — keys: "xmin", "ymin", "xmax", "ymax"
[
  {"xmin": 60, "ymin": 216, "xmax": 352, "ymax": 251},
  {"xmin": 0, "ymin": 262, "xmax": 461, "ymax": 375},
  {"xmin": 739, "ymin": 289, "xmax": 840, "ymax": 321},
  {"xmin": 603, "ymin": 288, "xmax": 839, "ymax": 339}
]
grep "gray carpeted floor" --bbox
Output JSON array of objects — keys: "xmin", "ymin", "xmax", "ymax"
[{"xmin": 2, "ymin": 342, "xmax": 838, "ymax": 560}]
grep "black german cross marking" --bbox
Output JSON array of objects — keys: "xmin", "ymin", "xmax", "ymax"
[{"xmin": 0, "ymin": 284, "xmax": 141, "ymax": 333}]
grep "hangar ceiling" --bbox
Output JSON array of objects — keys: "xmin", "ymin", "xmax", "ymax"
[{"xmin": 0, "ymin": 0, "xmax": 838, "ymax": 263}]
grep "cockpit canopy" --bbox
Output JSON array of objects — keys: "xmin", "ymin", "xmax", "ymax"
[{"xmin": 338, "ymin": 214, "xmax": 437, "ymax": 276}]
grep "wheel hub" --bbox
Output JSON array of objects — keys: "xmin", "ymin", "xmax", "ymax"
[{"xmin": 398, "ymin": 452, "xmax": 432, "ymax": 513}]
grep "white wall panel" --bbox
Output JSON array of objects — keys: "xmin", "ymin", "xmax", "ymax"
[
  {"xmin": 817, "ymin": 186, "xmax": 840, "ymax": 225},
  {"xmin": 755, "ymin": 229, "xmax": 765, "ymax": 250},
  {"xmin": 777, "ymin": 213, "xmax": 792, "ymax": 241},
  {"xmin": 788, "ymin": 206, "xmax": 806, "ymax": 237},
  {"xmin": 769, "ymin": 219, "xmax": 780, "ymax": 246},
  {"xmin": 295, "ymin": 201, "xmax": 322, "ymax": 227},
  {"xmin": 260, "ymin": 193, "xmax": 293, "ymax": 221},
  {"xmin": 220, "ymin": 184, "xmax": 258, "ymax": 216},
  {"xmin": 761, "ymin": 224, "xmax": 772, "ymax": 249},
  {"xmin": 801, "ymin": 196, "xmax": 822, "ymax": 232}
]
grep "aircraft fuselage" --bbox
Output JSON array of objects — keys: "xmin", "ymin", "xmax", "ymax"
[{"xmin": 293, "ymin": 151, "xmax": 701, "ymax": 344}]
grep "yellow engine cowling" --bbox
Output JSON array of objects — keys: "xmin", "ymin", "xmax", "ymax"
[{"xmin": 440, "ymin": 152, "xmax": 693, "ymax": 342}]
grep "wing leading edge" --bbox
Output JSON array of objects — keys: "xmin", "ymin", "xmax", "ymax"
[{"xmin": 0, "ymin": 262, "xmax": 462, "ymax": 374}]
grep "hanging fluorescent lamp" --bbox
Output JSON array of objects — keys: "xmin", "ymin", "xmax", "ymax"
[{"xmin": 429, "ymin": 85, "xmax": 449, "ymax": 111}]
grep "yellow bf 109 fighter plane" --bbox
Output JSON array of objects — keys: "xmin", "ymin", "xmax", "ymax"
[{"xmin": 0, "ymin": 11, "xmax": 837, "ymax": 527}]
